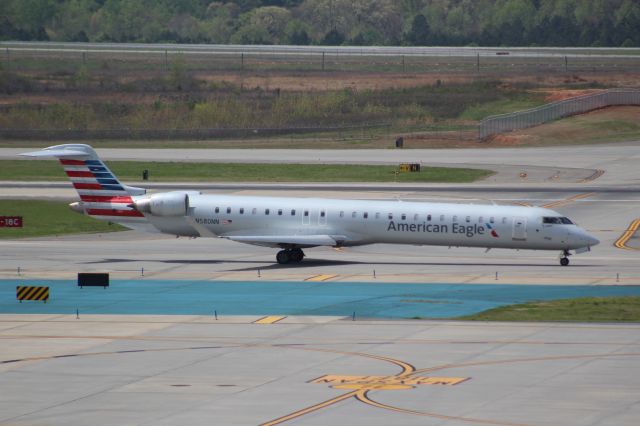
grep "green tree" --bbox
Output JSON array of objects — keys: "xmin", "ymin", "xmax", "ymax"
[
  {"xmin": 51, "ymin": 0, "xmax": 96, "ymax": 41},
  {"xmin": 406, "ymin": 14, "xmax": 430, "ymax": 45},
  {"xmin": 5, "ymin": 0, "xmax": 57, "ymax": 39},
  {"xmin": 322, "ymin": 29, "xmax": 344, "ymax": 45}
]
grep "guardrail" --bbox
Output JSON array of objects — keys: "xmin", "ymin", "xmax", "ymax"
[{"xmin": 479, "ymin": 89, "xmax": 640, "ymax": 140}]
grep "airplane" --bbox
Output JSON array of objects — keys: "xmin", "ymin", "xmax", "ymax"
[{"xmin": 21, "ymin": 144, "xmax": 599, "ymax": 266}]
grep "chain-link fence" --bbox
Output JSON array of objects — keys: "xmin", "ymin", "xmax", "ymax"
[{"xmin": 479, "ymin": 89, "xmax": 640, "ymax": 139}]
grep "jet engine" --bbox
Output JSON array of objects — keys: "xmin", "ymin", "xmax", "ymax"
[{"xmin": 132, "ymin": 191, "xmax": 200, "ymax": 217}]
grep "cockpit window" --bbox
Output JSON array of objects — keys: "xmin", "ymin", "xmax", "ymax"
[{"xmin": 543, "ymin": 216, "xmax": 573, "ymax": 225}]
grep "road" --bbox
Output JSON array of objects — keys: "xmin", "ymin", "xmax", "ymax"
[{"xmin": 2, "ymin": 41, "xmax": 640, "ymax": 58}]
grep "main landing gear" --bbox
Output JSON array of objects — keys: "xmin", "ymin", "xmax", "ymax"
[
  {"xmin": 276, "ymin": 248, "xmax": 305, "ymax": 264},
  {"xmin": 559, "ymin": 250, "xmax": 571, "ymax": 266}
]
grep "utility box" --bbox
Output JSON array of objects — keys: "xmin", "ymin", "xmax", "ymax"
[
  {"xmin": 78, "ymin": 273, "xmax": 109, "ymax": 288},
  {"xmin": 395, "ymin": 137, "xmax": 404, "ymax": 148}
]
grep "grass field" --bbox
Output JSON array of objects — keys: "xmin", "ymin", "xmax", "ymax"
[
  {"xmin": 458, "ymin": 296, "xmax": 640, "ymax": 322},
  {"xmin": 0, "ymin": 200, "xmax": 124, "ymax": 239},
  {"xmin": 492, "ymin": 106, "xmax": 640, "ymax": 146},
  {"xmin": 0, "ymin": 161, "xmax": 492, "ymax": 183}
]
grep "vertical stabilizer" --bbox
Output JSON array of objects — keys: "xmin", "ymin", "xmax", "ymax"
[{"xmin": 20, "ymin": 144, "xmax": 151, "ymax": 229}]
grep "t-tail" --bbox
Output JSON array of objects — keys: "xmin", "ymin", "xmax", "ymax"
[{"xmin": 20, "ymin": 144, "xmax": 153, "ymax": 232}]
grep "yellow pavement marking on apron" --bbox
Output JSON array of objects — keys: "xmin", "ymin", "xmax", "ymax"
[
  {"xmin": 253, "ymin": 316, "xmax": 287, "ymax": 324},
  {"xmin": 305, "ymin": 274, "xmax": 338, "ymax": 282},
  {"xmin": 614, "ymin": 218, "xmax": 640, "ymax": 251}
]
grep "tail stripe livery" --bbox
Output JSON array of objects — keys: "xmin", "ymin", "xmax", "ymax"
[
  {"xmin": 59, "ymin": 158, "xmax": 143, "ymax": 218},
  {"xmin": 20, "ymin": 144, "xmax": 147, "ymax": 224}
]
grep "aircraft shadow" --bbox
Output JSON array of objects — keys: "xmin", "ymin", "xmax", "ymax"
[{"xmin": 83, "ymin": 258, "xmax": 598, "ymax": 272}]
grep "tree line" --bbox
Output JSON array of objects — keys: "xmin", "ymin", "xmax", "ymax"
[{"xmin": 1, "ymin": 0, "xmax": 639, "ymax": 47}]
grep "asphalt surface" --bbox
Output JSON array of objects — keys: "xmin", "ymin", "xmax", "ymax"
[
  {"xmin": 2, "ymin": 315, "xmax": 640, "ymax": 425},
  {"xmin": 1, "ymin": 142, "xmax": 640, "ymax": 425}
]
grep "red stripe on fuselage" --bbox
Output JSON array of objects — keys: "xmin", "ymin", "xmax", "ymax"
[
  {"xmin": 66, "ymin": 171, "xmax": 95, "ymax": 178},
  {"xmin": 73, "ymin": 183, "xmax": 103, "ymax": 190},
  {"xmin": 80, "ymin": 195, "xmax": 133, "ymax": 203},
  {"xmin": 60, "ymin": 159, "xmax": 86, "ymax": 165},
  {"xmin": 86, "ymin": 209, "xmax": 144, "ymax": 217}
]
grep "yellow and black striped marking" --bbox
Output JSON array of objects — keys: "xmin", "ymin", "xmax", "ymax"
[{"xmin": 16, "ymin": 286, "xmax": 49, "ymax": 303}]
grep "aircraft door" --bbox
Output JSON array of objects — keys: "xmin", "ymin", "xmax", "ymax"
[
  {"xmin": 318, "ymin": 209, "xmax": 327, "ymax": 226},
  {"xmin": 512, "ymin": 217, "xmax": 527, "ymax": 241}
]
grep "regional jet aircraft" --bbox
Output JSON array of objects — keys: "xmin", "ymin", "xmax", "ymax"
[{"xmin": 22, "ymin": 144, "xmax": 599, "ymax": 266}]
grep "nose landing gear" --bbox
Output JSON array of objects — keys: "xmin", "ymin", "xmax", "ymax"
[
  {"xmin": 276, "ymin": 248, "xmax": 305, "ymax": 264},
  {"xmin": 559, "ymin": 250, "xmax": 571, "ymax": 266}
]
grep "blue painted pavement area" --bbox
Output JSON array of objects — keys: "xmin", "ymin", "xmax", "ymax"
[{"xmin": 2, "ymin": 279, "xmax": 640, "ymax": 318}]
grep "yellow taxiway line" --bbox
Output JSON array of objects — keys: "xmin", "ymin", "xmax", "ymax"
[
  {"xmin": 614, "ymin": 218, "xmax": 640, "ymax": 251},
  {"xmin": 542, "ymin": 192, "xmax": 595, "ymax": 209}
]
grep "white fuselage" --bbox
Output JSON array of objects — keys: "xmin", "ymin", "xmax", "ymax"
[{"xmin": 141, "ymin": 194, "xmax": 597, "ymax": 251}]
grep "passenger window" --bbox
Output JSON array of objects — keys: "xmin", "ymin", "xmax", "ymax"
[
  {"xmin": 265, "ymin": 209, "xmax": 270, "ymax": 215},
  {"xmin": 227, "ymin": 207, "xmax": 231, "ymax": 214},
  {"xmin": 278, "ymin": 209, "xmax": 282, "ymax": 216},
  {"xmin": 388, "ymin": 213, "xmax": 393, "ymax": 220},
  {"xmin": 352, "ymin": 211, "xmax": 357, "ymax": 218},
  {"xmin": 252, "ymin": 208, "xmax": 257, "ymax": 215},
  {"xmin": 340, "ymin": 211, "xmax": 344, "ymax": 218},
  {"xmin": 240, "ymin": 208, "xmax": 244, "ymax": 214},
  {"xmin": 440, "ymin": 215, "xmax": 445, "ymax": 221},
  {"xmin": 478, "ymin": 216, "xmax": 483, "ymax": 223},
  {"xmin": 304, "ymin": 210, "xmax": 309, "ymax": 217},
  {"xmin": 375, "ymin": 212, "xmax": 380, "ymax": 219},
  {"xmin": 364, "ymin": 212, "xmax": 368, "ymax": 219},
  {"xmin": 453, "ymin": 215, "xmax": 457, "ymax": 222},
  {"xmin": 466, "ymin": 216, "xmax": 470, "ymax": 223},
  {"xmin": 414, "ymin": 214, "xmax": 419, "ymax": 221},
  {"xmin": 320, "ymin": 211, "xmax": 325, "ymax": 218},
  {"xmin": 291, "ymin": 209, "xmax": 296, "ymax": 216},
  {"xmin": 401, "ymin": 214, "xmax": 406, "ymax": 220},
  {"xmin": 427, "ymin": 214, "xmax": 431, "ymax": 221},
  {"xmin": 502, "ymin": 217, "xmax": 507, "ymax": 224},
  {"xmin": 215, "ymin": 207, "xmax": 219, "ymax": 213},
  {"xmin": 490, "ymin": 217, "xmax": 495, "ymax": 223}
]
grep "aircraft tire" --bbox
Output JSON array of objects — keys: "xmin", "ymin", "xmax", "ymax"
[
  {"xmin": 276, "ymin": 250, "xmax": 290, "ymax": 264},
  {"xmin": 290, "ymin": 249, "xmax": 304, "ymax": 263},
  {"xmin": 560, "ymin": 257, "xmax": 569, "ymax": 266}
]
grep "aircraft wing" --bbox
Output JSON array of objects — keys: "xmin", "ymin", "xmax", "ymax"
[{"xmin": 220, "ymin": 234, "xmax": 349, "ymax": 248}]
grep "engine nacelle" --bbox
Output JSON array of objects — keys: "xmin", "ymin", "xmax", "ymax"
[{"xmin": 132, "ymin": 191, "xmax": 199, "ymax": 217}]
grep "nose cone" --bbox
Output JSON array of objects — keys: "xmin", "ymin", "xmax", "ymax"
[
  {"xmin": 567, "ymin": 228, "xmax": 599, "ymax": 249},
  {"xmin": 586, "ymin": 234, "xmax": 600, "ymax": 247},
  {"xmin": 572, "ymin": 229, "xmax": 599, "ymax": 248}
]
